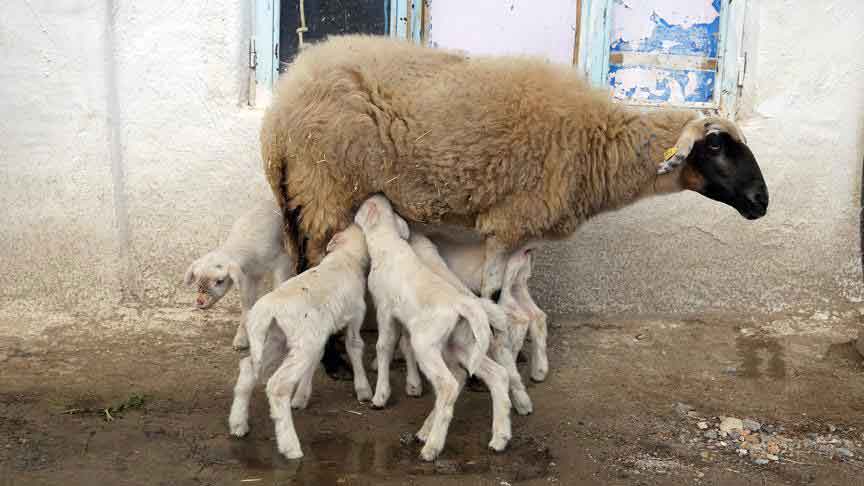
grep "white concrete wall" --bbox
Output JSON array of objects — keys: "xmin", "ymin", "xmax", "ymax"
[{"xmin": 2, "ymin": 0, "xmax": 862, "ymax": 318}]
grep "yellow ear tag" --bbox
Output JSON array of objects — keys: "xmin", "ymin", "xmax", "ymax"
[{"xmin": 663, "ymin": 147, "xmax": 678, "ymax": 161}]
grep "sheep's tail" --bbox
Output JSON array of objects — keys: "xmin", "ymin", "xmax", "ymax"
[{"xmin": 455, "ymin": 298, "xmax": 492, "ymax": 376}]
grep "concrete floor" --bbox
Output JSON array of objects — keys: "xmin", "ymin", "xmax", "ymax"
[{"xmin": 1, "ymin": 301, "xmax": 863, "ymax": 485}]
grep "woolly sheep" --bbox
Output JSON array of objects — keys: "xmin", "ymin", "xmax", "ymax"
[
  {"xmin": 184, "ymin": 199, "xmax": 294, "ymax": 349},
  {"xmin": 418, "ymin": 230, "xmax": 549, "ymax": 382},
  {"xmin": 354, "ymin": 195, "xmax": 510, "ymax": 461},
  {"xmin": 227, "ymin": 224, "xmax": 371, "ymax": 460},
  {"xmin": 261, "ymin": 34, "xmax": 768, "ymax": 302}
]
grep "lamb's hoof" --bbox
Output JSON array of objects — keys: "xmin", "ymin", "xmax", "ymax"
[
  {"xmin": 419, "ymin": 444, "xmax": 441, "ymax": 462},
  {"xmin": 291, "ymin": 397, "xmax": 309, "ymax": 410},
  {"xmin": 355, "ymin": 386, "xmax": 373, "ymax": 402},
  {"xmin": 488, "ymin": 435, "xmax": 510, "ymax": 452},
  {"xmin": 405, "ymin": 383, "xmax": 423, "ymax": 398},
  {"xmin": 512, "ymin": 392, "xmax": 533, "ymax": 416},
  {"xmin": 370, "ymin": 394, "xmax": 389, "ymax": 409},
  {"xmin": 278, "ymin": 447, "xmax": 304, "ymax": 460},
  {"xmin": 415, "ymin": 430, "xmax": 428, "ymax": 443},
  {"xmin": 530, "ymin": 370, "xmax": 548, "ymax": 383},
  {"xmin": 229, "ymin": 421, "xmax": 250, "ymax": 437}
]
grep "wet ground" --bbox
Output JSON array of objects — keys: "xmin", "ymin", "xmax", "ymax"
[{"xmin": 1, "ymin": 300, "xmax": 863, "ymax": 486}]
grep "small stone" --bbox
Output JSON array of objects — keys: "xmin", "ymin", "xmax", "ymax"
[
  {"xmin": 719, "ymin": 417, "xmax": 744, "ymax": 434},
  {"xmin": 399, "ymin": 432, "xmax": 415, "ymax": 446},
  {"xmin": 719, "ymin": 441, "xmax": 727, "ymax": 447},
  {"xmin": 766, "ymin": 454, "xmax": 779, "ymax": 461},
  {"xmin": 753, "ymin": 458, "xmax": 770, "ymax": 465},
  {"xmin": 766, "ymin": 442, "xmax": 781, "ymax": 455},
  {"xmin": 435, "ymin": 459, "xmax": 462, "ymax": 474},
  {"xmin": 728, "ymin": 431, "xmax": 741, "ymax": 441},
  {"xmin": 826, "ymin": 424, "xmax": 837, "ymax": 433},
  {"xmin": 703, "ymin": 430, "xmax": 718, "ymax": 440},
  {"xmin": 722, "ymin": 366, "xmax": 737, "ymax": 375},
  {"xmin": 737, "ymin": 448, "xmax": 748, "ymax": 456},
  {"xmin": 697, "ymin": 421, "xmax": 709, "ymax": 430},
  {"xmin": 762, "ymin": 424, "xmax": 777, "ymax": 434},
  {"xmin": 837, "ymin": 448, "xmax": 854, "ymax": 458},
  {"xmin": 742, "ymin": 419, "xmax": 762, "ymax": 432},
  {"xmin": 719, "ymin": 431, "xmax": 729, "ymax": 439},
  {"xmin": 675, "ymin": 402, "xmax": 695, "ymax": 415}
]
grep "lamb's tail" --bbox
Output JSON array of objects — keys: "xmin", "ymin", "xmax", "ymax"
[
  {"xmin": 245, "ymin": 305, "xmax": 279, "ymax": 380},
  {"xmin": 455, "ymin": 298, "xmax": 492, "ymax": 376},
  {"xmin": 479, "ymin": 299, "xmax": 509, "ymax": 334}
]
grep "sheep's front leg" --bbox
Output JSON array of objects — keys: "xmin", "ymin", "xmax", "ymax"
[
  {"xmin": 371, "ymin": 308, "xmax": 398, "ymax": 409},
  {"xmin": 480, "ymin": 238, "xmax": 508, "ymax": 300},
  {"xmin": 345, "ymin": 313, "xmax": 373, "ymax": 402}
]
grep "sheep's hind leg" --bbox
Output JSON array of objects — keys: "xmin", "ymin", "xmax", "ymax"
[{"xmin": 413, "ymin": 343, "xmax": 459, "ymax": 461}]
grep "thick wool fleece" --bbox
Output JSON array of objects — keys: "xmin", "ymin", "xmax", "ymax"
[{"xmin": 261, "ymin": 34, "xmax": 699, "ymax": 268}]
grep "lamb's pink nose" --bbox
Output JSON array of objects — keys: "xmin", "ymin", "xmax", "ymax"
[{"xmin": 196, "ymin": 296, "xmax": 206, "ymax": 306}]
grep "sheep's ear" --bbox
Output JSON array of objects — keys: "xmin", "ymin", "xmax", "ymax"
[
  {"xmin": 394, "ymin": 214, "xmax": 410, "ymax": 240},
  {"xmin": 657, "ymin": 118, "xmax": 705, "ymax": 175},
  {"xmin": 184, "ymin": 264, "xmax": 196, "ymax": 286},
  {"xmin": 227, "ymin": 262, "xmax": 248, "ymax": 293}
]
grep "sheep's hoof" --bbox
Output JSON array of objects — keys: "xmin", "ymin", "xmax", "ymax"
[
  {"xmin": 488, "ymin": 435, "xmax": 510, "ymax": 452},
  {"xmin": 229, "ymin": 421, "xmax": 250, "ymax": 437},
  {"xmin": 419, "ymin": 444, "xmax": 441, "ymax": 462},
  {"xmin": 405, "ymin": 383, "xmax": 423, "ymax": 398}
]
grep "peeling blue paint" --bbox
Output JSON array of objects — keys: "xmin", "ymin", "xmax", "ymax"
[
  {"xmin": 609, "ymin": 65, "xmax": 716, "ymax": 103},
  {"xmin": 611, "ymin": 14, "xmax": 720, "ymax": 57}
]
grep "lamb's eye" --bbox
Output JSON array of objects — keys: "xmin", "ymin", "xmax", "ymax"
[{"xmin": 215, "ymin": 279, "xmax": 225, "ymax": 286}]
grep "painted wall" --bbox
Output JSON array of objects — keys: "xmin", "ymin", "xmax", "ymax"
[{"xmin": 2, "ymin": 0, "xmax": 862, "ymax": 319}]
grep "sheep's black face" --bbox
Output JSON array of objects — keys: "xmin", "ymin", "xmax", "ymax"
[{"xmin": 686, "ymin": 131, "xmax": 768, "ymax": 220}]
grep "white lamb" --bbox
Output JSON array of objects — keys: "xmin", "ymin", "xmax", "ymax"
[
  {"xmin": 227, "ymin": 224, "xmax": 371, "ymax": 460},
  {"xmin": 184, "ymin": 198, "xmax": 295, "ymax": 349},
  {"xmin": 354, "ymin": 194, "xmax": 511, "ymax": 461},
  {"xmin": 416, "ymin": 230, "xmax": 549, "ymax": 382},
  {"xmin": 407, "ymin": 232, "xmax": 534, "ymax": 416}
]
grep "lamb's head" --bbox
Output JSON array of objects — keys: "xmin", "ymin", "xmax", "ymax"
[
  {"xmin": 354, "ymin": 195, "xmax": 411, "ymax": 240},
  {"xmin": 659, "ymin": 116, "xmax": 768, "ymax": 220},
  {"xmin": 183, "ymin": 252, "xmax": 243, "ymax": 309},
  {"xmin": 325, "ymin": 224, "xmax": 370, "ymax": 267}
]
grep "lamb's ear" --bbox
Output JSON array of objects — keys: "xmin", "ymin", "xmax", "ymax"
[
  {"xmin": 394, "ymin": 214, "xmax": 410, "ymax": 240},
  {"xmin": 184, "ymin": 263, "xmax": 197, "ymax": 286},
  {"xmin": 657, "ymin": 117, "xmax": 706, "ymax": 175}
]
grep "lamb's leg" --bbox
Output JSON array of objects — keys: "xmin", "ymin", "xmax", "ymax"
[
  {"xmin": 290, "ymin": 365, "xmax": 315, "ymax": 409},
  {"xmin": 513, "ymin": 253, "xmax": 549, "ymax": 382},
  {"xmin": 371, "ymin": 308, "xmax": 398, "ymax": 409},
  {"xmin": 449, "ymin": 342, "xmax": 512, "ymax": 451},
  {"xmin": 272, "ymin": 254, "xmax": 296, "ymax": 286},
  {"xmin": 413, "ymin": 339, "xmax": 459, "ymax": 461},
  {"xmin": 233, "ymin": 277, "xmax": 260, "ymax": 350},
  {"xmin": 266, "ymin": 350, "xmax": 319, "ymax": 459},
  {"xmin": 400, "ymin": 334, "xmax": 423, "ymax": 397},
  {"xmin": 489, "ymin": 334, "xmax": 533, "ymax": 416},
  {"xmin": 345, "ymin": 313, "xmax": 373, "ymax": 402},
  {"xmin": 228, "ymin": 357, "xmax": 256, "ymax": 437},
  {"xmin": 480, "ymin": 238, "xmax": 508, "ymax": 300},
  {"xmin": 416, "ymin": 357, "xmax": 466, "ymax": 443}
]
